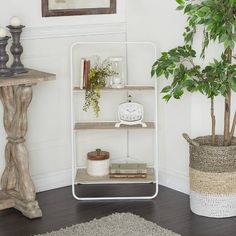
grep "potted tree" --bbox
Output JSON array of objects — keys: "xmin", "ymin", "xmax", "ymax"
[{"xmin": 152, "ymin": 0, "xmax": 236, "ymax": 218}]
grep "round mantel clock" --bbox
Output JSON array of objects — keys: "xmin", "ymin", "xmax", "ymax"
[{"xmin": 115, "ymin": 100, "xmax": 147, "ymax": 128}]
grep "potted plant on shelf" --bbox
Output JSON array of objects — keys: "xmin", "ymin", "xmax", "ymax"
[
  {"xmin": 83, "ymin": 59, "xmax": 116, "ymax": 117},
  {"xmin": 152, "ymin": 0, "xmax": 236, "ymax": 218}
]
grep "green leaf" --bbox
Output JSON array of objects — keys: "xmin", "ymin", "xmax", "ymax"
[
  {"xmin": 229, "ymin": 0, "xmax": 236, "ymax": 6},
  {"xmin": 219, "ymin": 34, "xmax": 228, "ymax": 43},
  {"xmin": 152, "ymin": 61, "xmax": 159, "ymax": 67},
  {"xmin": 176, "ymin": 0, "xmax": 184, "ymax": 5},
  {"xmin": 163, "ymin": 94, "xmax": 172, "ymax": 102},
  {"xmin": 173, "ymin": 88, "xmax": 184, "ymax": 99},
  {"xmin": 176, "ymin": 5, "xmax": 184, "ymax": 11},
  {"xmin": 231, "ymin": 77, "xmax": 236, "ymax": 92},
  {"xmin": 224, "ymin": 39, "xmax": 234, "ymax": 49},
  {"xmin": 156, "ymin": 68, "xmax": 164, "ymax": 77},
  {"xmin": 233, "ymin": 32, "xmax": 236, "ymax": 42},
  {"xmin": 151, "ymin": 69, "xmax": 155, "ymax": 77},
  {"xmin": 161, "ymin": 86, "xmax": 172, "ymax": 93}
]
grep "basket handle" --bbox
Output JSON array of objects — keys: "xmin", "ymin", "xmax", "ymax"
[{"xmin": 182, "ymin": 133, "xmax": 200, "ymax": 147}]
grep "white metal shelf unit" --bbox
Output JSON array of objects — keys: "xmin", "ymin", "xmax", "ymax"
[{"xmin": 70, "ymin": 42, "xmax": 158, "ymax": 200}]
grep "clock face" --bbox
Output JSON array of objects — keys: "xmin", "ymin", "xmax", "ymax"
[{"xmin": 118, "ymin": 102, "xmax": 143, "ymax": 122}]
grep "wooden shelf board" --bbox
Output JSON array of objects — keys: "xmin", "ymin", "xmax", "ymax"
[
  {"xmin": 74, "ymin": 85, "xmax": 155, "ymax": 91},
  {"xmin": 75, "ymin": 168, "xmax": 155, "ymax": 185},
  {"xmin": 0, "ymin": 190, "xmax": 15, "ymax": 210},
  {"xmin": 0, "ymin": 69, "xmax": 56, "ymax": 87},
  {"xmin": 74, "ymin": 122, "xmax": 155, "ymax": 130}
]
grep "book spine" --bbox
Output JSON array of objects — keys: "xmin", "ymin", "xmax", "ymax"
[
  {"xmin": 110, "ymin": 169, "xmax": 147, "ymax": 174},
  {"xmin": 86, "ymin": 60, "xmax": 91, "ymax": 88},
  {"xmin": 83, "ymin": 60, "xmax": 91, "ymax": 89},
  {"xmin": 80, "ymin": 59, "xmax": 85, "ymax": 89},
  {"xmin": 83, "ymin": 60, "xmax": 88, "ymax": 89}
]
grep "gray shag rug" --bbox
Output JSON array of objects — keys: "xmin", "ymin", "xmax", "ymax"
[{"xmin": 35, "ymin": 212, "xmax": 180, "ymax": 236}]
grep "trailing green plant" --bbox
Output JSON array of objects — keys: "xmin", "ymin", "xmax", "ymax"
[
  {"xmin": 152, "ymin": 0, "xmax": 236, "ymax": 146},
  {"xmin": 83, "ymin": 59, "xmax": 116, "ymax": 117}
]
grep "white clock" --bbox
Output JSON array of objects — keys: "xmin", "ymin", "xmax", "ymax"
[{"xmin": 115, "ymin": 102, "xmax": 147, "ymax": 128}]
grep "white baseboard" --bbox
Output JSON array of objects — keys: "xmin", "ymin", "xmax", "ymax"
[
  {"xmin": 33, "ymin": 168, "xmax": 190, "ymax": 195},
  {"xmin": 159, "ymin": 169, "xmax": 189, "ymax": 195},
  {"xmin": 32, "ymin": 169, "xmax": 72, "ymax": 193}
]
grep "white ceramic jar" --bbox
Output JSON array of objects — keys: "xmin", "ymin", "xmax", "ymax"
[{"xmin": 87, "ymin": 149, "xmax": 110, "ymax": 177}]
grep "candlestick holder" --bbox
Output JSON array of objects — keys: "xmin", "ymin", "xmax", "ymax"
[
  {"xmin": 0, "ymin": 36, "xmax": 13, "ymax": 77},
  {"xmin": 7, "ymin": 25, "xmax": 27, "ymax": 74}
]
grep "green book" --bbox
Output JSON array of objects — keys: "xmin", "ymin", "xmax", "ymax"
[{"xmin": 110, "ymin": 163, "xmax": 147, "ymax": 174}]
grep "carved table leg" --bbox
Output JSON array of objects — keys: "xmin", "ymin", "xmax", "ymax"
[{"xmin": 0, "ymin": 85, "xmax": 42, "ymax": 219}]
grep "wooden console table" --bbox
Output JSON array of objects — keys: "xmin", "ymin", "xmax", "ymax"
[{"xmin": 0, "ymin": 69, "xmax": 56, "ymax": 219}]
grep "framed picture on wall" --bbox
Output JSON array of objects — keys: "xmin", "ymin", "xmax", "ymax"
[{"xmin": 42, "ymin": 0, "xmax": 117, "ymax": 17}]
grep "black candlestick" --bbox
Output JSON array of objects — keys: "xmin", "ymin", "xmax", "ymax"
[
  {"xmin": 7, "ymin": 25, "xmax": 27, "ymax": 74},
  {"xmin": 0, "ymin": 36, "xmax": 13, "ymax": 77}
]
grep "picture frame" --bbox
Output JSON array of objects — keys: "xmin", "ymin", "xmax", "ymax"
[{"xmin": 42, "ymin": 0, "xmax": 117, "ymax": 17}]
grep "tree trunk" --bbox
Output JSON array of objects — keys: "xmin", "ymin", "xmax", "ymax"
[
  {"xmin": 224, "ymin": 90, "xmax": 231, "ymax": 145},
  {"xmin": 224, "ymin": 48, "xmax": 233, "ymax": 145},
  {"xmin": 226, "ymin": 111, "xmax": 236, "ymax": 145},
  {"xmin": 211, "ymin": 97, "xmax": 216, "ymax": 146}
]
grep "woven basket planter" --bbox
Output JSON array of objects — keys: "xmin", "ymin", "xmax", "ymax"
[{"xmin": 185, "ymin": 135, "xmax": 236, "ymax": 218}]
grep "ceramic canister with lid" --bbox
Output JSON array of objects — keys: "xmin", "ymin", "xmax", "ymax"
[{"xmin": 87, "ymin": 149, "xmax": 110, "ymax": 177}]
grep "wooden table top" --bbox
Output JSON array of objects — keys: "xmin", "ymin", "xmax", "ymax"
[{"xmin": 0, "ymin": 69, "xmax": 56, "ymax": 87}]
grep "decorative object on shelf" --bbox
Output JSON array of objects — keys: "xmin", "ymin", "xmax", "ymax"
[
  {"xmin": 110, "ymin": 163, "xmax": 147, "ymax": 179},
  {"xmin": 115, "ymin": 95, "xmax": 147, "ymax": 128},
  {"xmin": 83, "ymin": 59, "xmax": 116, "ymax": 117},
  {"xmin": 7, "ymin": 17, "xmax": 27, "ymax": 74},
  {"xmin": 152, "ymin": 0, "xmax": 236, "ymax": 218},
  {"xmin": 42, "ymin": 0, "xmax": 116, "ymax": 17},
  {"xmin": 110, "ymin": 173, "xmax": 147, "ymax": 178},
  {"xmin": 109, "ymin": 57, "xmax": 125, "ymax": 89},
  {"xmin": 0, "ymin": 30, "xmax": 13, "ymax": 77},
  {"xmin": 87, "ymin": 149, "xmax": 110, "ymax": 177},
  {"xmin": 79, "ymin": 58, "xmax": 85, "ymax": 89},
  {"xmin": 79, "ymin": 59, "xmax": 90, "ymax": 89},
  {"xmin": 110, "ymin": 163, "xmax": 147, "ymax": 174}
]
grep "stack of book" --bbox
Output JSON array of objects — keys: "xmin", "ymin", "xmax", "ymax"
[
  {"xmin": 110, "ymin": 163, "xmax": 147, "ymax": 178},
  {"xmin": 80, "ymin": 58, "xmax": 91, "ymax": 89}
]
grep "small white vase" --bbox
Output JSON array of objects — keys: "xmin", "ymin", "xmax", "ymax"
[{"xmin": 86, "ymin": 149, "xmax": 110, "ymax": 177}]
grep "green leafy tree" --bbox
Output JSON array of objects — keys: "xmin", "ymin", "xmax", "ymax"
[{"xmin": 152, "ymin": 0, "xmax": 236, "ymax": 146}]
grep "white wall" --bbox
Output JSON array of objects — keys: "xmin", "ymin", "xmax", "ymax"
[
  {"xmin": 0, "ymin": 1, "xmax": 127, "ymax": 192},
  {"xmin": 127, "ymin": 0, "xmax": 236, "ymax": 194}
]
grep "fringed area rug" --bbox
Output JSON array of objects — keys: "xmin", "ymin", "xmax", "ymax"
[{"xmin": 36, "ymin": 212, "xmax": 180, "ymax": 236}]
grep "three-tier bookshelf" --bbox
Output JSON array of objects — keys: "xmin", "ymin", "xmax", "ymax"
[{"xmin": 70, "ymin": 42, "xmax": 158, "ymax": 200}]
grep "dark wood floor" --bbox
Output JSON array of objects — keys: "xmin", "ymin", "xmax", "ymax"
[{"xmin": 0, "ymin": 185, "xmax": 236, "ymax": 236}]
